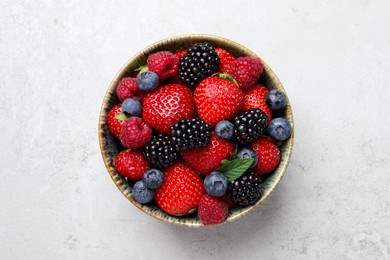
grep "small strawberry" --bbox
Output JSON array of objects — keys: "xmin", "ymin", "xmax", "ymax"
[
  {"xmin": 107, "ymin": 104, "xmax": 126, "ymax": 139},
  {"xmin": 116, "ymin": 77, "xmax": 144, "ymax": 102},
  {"xmin": 147, "ymin": 51, "xmax": 179, "ymax": 80},
  {"xmin": 115, "ymin": 149, "xmax": 150, "ymax": 181},
  {"xmin": 155, "ymin": 163, "xmax": 204, "ymax": 215},
  {"xmin": 142, "ymin": 84, "xmax": 195, "ymax": 135},
  {"xmin": 175, "ymin": 49, "xmax": 187, "ymax": 59},
  {"xmin": 198, "ymin": 194, "xmax": 229, "ymax": 225},
  {"xmin": 243, "ymin": 84, "xmax": 273, "ymax": 123},
  {"xmin": 215, "ymin": 48, "xmax": 236, "ymax": 75},
  {"xmin": 251, "ymin": 137, "xmax": 281, "ymax": 176},
  {"xmin": 231, "ymin": 57, "xmax": 263, "ymax": 89},
  {"xmin": 181, "ymin": 132, "xmax": 235, "ymax": 175},
  {"xmin": 120, "ymin": 117, "xmax": 152, "ymax": 149},
  {"xmin": 194, "ymin": 76, "xmax": 244, "ymax": 127}
]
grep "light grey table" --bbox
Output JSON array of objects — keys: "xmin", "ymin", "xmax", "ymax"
[{"xmin": 1, "ymin": 0, "xmax": 389, "ymax": 259}]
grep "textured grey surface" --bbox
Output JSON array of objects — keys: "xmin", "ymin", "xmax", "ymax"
[{"xmin": 1, "ymin": 0, "xmax": 390, "ymax": 259}]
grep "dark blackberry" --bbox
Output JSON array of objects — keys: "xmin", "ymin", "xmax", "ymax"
[
  {"xmin": 171, "ymin": 118, "xmax": 212, "ymax": 150},
  {"xmin": 228, "ymin": 171, "xmax": 263, "ymax": 206},
  {"xmin": 178, "ymin": 42, "xmax": 220, "ymax": 89},
  {"xmin": 143, "ymin": 134, "xmax": 178, "ymax": 168},
  {"xmin": 233, "ymin": 108, "xmax": 268, "ymax": 144}
]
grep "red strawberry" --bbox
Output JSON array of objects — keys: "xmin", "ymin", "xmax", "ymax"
[
  {"xmin": 243, "ymin": 84, "xmax": 273, "ymax": 123},
  {"xmin": 120, "ymin": 117, "xmax": 152, "ymax": 149},
  {"xmin": 194, "ymin": 76, "xmax": 244, "ymax": 127},
  {"xmin": 215, "ymin": 48, "xmax": 236, "ymax": 75},
  {"xmin": 198, "ymin": 194, "xmax": 229, "ymax": 225},
  {"xmin": 116, "ymin": 77, "xmax": 144, "ymax": 102},
  {"xmin": 251, "ymin": 137, "xmax": 281, "ymax": 176},
  {"xmin": 231, "ymin": 57, "xmax": 263, "ymax": 89},
  {"xmin": 155, "ymin": 163, "xmax": 204, "ymax": 215},
  {"xmin": 107, "ymin": 104, "xmax": 126, "ymax": 139},
  {"xmin": 115, "ymin": 149, "xmax": 150, "ymax": 181},
  {"xmin": 181, "ymin": 132, "xmax": 235, "ymax": 175},
  {"xmin": 175, "ymin": 49, "xmax": 187, "ymax": 59},
  {"xmin": 147, "ymin": 51, "xmax": 179, "ymax": 80},
  {"xmin": 142, "ymin": 84, "xmax": 195, "ymax": 135}
]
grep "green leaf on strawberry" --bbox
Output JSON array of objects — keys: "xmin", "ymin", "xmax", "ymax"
[
  {"xmin": 216, "ymin": 158, "xmax": 254, "ymax": 181},
  {"xmin": 134, "ymin": 65, "xmax": 149, "ymax": 73},
  {"xmin": 212, "ymin": 72, "xmax": 239, "ymax": 87},
  {"xmin": 115, "ymin": 113, "xmax": 127, "ymax": 120}
]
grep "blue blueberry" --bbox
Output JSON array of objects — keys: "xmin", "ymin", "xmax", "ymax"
[
  {"xmin": 142, "ymin": 169, "xmax": 164, "ymax": 189},
  {"xmin": 236, "ymin": 147, "xmax": 258, "ymax": 168},
  {"xmin": 266, "ymin": 89, "xmax": 287, "ymax": 110},
  {"xmin": 204, "ymin": 172, "xmax": 228, "ymax": 197},
  {"xmin": 136, "ymin": 71, "xmax": 159, "ymax": 92},
  {"xmin": 268, "ymin": 117, "xmax": 292, "ymax": 141},
  {"xmin": 215, "ymin": 120, "xmax": 234, "ymax": 140},
  {"xmin": 122, "ymin": 98, "xmax": 142, "ymax": 116},
  {"xmin": 132, "ymin": 181, "xmax": 155, "ymax": 204}
]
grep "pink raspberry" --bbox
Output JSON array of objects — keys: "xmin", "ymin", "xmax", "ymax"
[
  {"xmin": 147, "ymin": 51, "xmax": 179, "ymax": 80},
  {"xmin": 231, "ymin": 57, "xmax": 263, "ymax": 89},
  {"xmin": 198, "ymin": 194, "xmax": 229, "ymax": 225},
  {"xmin": 116, "ymin": 77, "xmax": 144, "ymax": 102},
  {"xmin": 120, "ymin": 117, "xmax": 152, "ymax": 149}
]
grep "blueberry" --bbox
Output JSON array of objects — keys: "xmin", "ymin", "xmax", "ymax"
[
  {"xmin": 122, "ymin": 98, "xmax": 142, "ymax": 116},
  {"xmin": 142, "ymin": 169, "xmax": 164, "ymax": 189},
  {"xmin": 268, "ymin": 117, "xmax": 292, "ymax": 141},
  {"xmin": 236, "ymin": 147, "xmax": 258, "ymax": 168},
  {"xmin": 266, "ymin": 89, "xmax": 287, "ymax": 110},
  {"xmin": 132, "ymin": 181, "xmax": 155, "ymax": 204},
  {"xmin": 204, "ymin": 172, "xmax": 228, "ymax": 197},
  {"xmin": 215, "ymin": 120, "xmax": 234, "ymax": 140},
  {"xmin": 136, "ymin": 71, "xmax": 159, "ymax": 92}
]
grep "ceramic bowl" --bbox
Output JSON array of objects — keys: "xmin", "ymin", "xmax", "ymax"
[{"xmin": 99, "ymin": 34, "xmax": 294, "ymax": 227}]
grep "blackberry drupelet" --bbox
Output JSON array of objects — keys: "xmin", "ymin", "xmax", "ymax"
[
  {"xmin": 171, "ymin": 118, "xmax": 211, "ymax": 150},
  {"xmin": 143, "ymin": 134, "xmax": 178, "ymax": 168},
  {"xmin": 178, "ymin": 42, "xmax": 220, "ymax": 89},
  {"xmin": 233, "ymin": 108, "xmax": 268, "ymax": 144},
  {"xmin": 228, "ymin": 171, "xmax": 263, "ymax": 206}
]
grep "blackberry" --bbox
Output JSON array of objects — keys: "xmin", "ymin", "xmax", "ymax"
[
  {"xmin": 178, "ymin": 42, "xmax": 220, "ymax": 89},
  {"xmin": 233, "ymin": 108, "xmax": 268, "ymax": 144},
  {"xmin": 171, "ymin": 118, "xmax": 211, "ymax": 150},
  {"xmin": 143, "ymin": 134, "xmax": 178, "ymax": 168},
  {"xmin": 228, "ymin": 171, "xmax": 263, "ymax": 206}
]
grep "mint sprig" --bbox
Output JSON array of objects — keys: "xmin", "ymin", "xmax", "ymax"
[{"xmin": 216, "ymin": 158, "xmax": 254, "ymax": 181}]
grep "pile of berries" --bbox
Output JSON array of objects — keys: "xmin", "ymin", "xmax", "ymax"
[{"xmin": 108, "ymin": 43, "xmax": 292, "ymax": 225}]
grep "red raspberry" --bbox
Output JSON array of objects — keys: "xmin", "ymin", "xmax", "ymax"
[
  {"xmin": 231, "ymin": 57, "xmax": 263, "ymax": 89},
  {"xmin": 120, "ymin": 117, "xmax": 152, "ymax": 149},
  {"xmin": 147, "ymin": 51, "xmax": 179, "ymax": 80},
  {"xmin": 175, "ymin": 49, "xmax": 187, "ymax": 59},
  {"xmin": 198, "ymin": 194, "xmax": 229, "ymax": 225},
  {"xmin": 215, "ymin": 48, "xmax": 236, "ymax": 75},
  {"xmin": 220, "ymin": 194, "xmax": 236, "ymax": 209},
  {"xmin": 115, "ymin": 149, "xmax": 149, "ymax": 181},
  {"xmin": 251, "ymin": 137, "xmax": 281, "ymax": 176},
  {"xmin": 116, "ymin": 77, "xmax": 144, "ymax": 102},
  {"xmin": 243, "ymin": 84, "xmax": 273, "ymax": 124}
]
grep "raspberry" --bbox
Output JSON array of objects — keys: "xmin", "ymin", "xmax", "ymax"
[
  {"xmin": 231, "ymin": 57, "xmax": 263, "ymax": 89},
  {"xmin": 198, "ymin": 194, "xmax": 228, "ymax": 225},
  {"xmin": 120, "ymin": 117, "xmax": 152, "ymax": 149},
  {"xmin": 147, "ymin": 51, "xmax": 179, "ymax": 80},
  {"xmin": 116, "ymin": 77, "xmax": 144, "ymax": 102}
]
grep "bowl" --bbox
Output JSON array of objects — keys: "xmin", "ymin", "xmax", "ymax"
[{"xmin": 99, "ymin": 34, "xmax": 294, "ymax": 227}]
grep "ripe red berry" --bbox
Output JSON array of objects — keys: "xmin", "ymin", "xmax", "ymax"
[
  {"xmin": 215, "ymin": 48, "xmax": 236, "ymax": 75},
  {"xmin": 251, "ymin": 137, "xmax": 281, "ymax": 176},
  {"xmin": 115, "ymin": 149, "xmax": 150, "ymax": 181},
  {"xmin": 198, "ymin": 194, "xmax": 229, "ymax": 225},
  {"xmin": 147, "ymin": 51, "xmax": 179, "ymax": 80},
  {"xmin": 116, "ymin": 77, "xmax": 144, "ymax": 102},
  {"xmin": 120, "ymin": 117, "xmax": 152, "ymax": 149},
  {"xmin": 243, "ymin": 84, "xmax": 273, "ymax": 123},
  {"xmin": 107, "ymin": 104, "xmax": 126, "ymax": 139},
  {"xmin": 231, "ymin": 57, "xmax": 263, "ymax": 89}
]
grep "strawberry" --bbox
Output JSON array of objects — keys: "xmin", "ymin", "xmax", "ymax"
[
  {"xmin": 142, "ymin": 84, "xmax": 195, "ymax": 135},
  {"xmin": 175, "ymin": 49, "xmax": 187, "ymax": 59},
  {"xmin": 115, "ymin": 149, "xmax": 150, "ymax": 181},
  {"xmin": 181, "ymin": 132, "xmax": 235, "ymax": 175},
  {"xmin": 198, "ymin": 194, "xmax": 228, "ymax": 225},
  {"xmin": 194, "ymin": 76, "xmax": 244, "ymax": 127},
  {"xmin": 155, "ymin": 163, "xmax": 204, "ymax": 215},
  {"xmin": 107, "ymin": 104, "xmax": 126, "ymax": 139},
  {"xmin": 116, "ymin": 77, "xmax": 144, "ymax": 102},
  {"xmin": 215, "ymin": 48, "xmax": 236, "ymax": 75},
  {"xmin": 243, "ymin": 84, "xmax": 273, "ymax": 123},
  {"xmin": 147, "ymin": 51, "xmax": 179, "ymax": 80},
  {"xmin": 231, "ymin": 57, "xmax": 263, "ymax": 89},
  {"xmin": 251, "ymin": 137, "xmax": 281, "ymax": 176}
]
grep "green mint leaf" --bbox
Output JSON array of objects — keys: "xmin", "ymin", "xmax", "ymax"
[
  {"xmin": 216, "ymin": 158, "xmax": 254, "ymax": 181},
  {"xmin": 212, "ymin": 72, "xmax": 239, "ymax": 87},
  {"xmin": 115, "ymin": 113, "xmax": 127, "ymax": 120}
]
